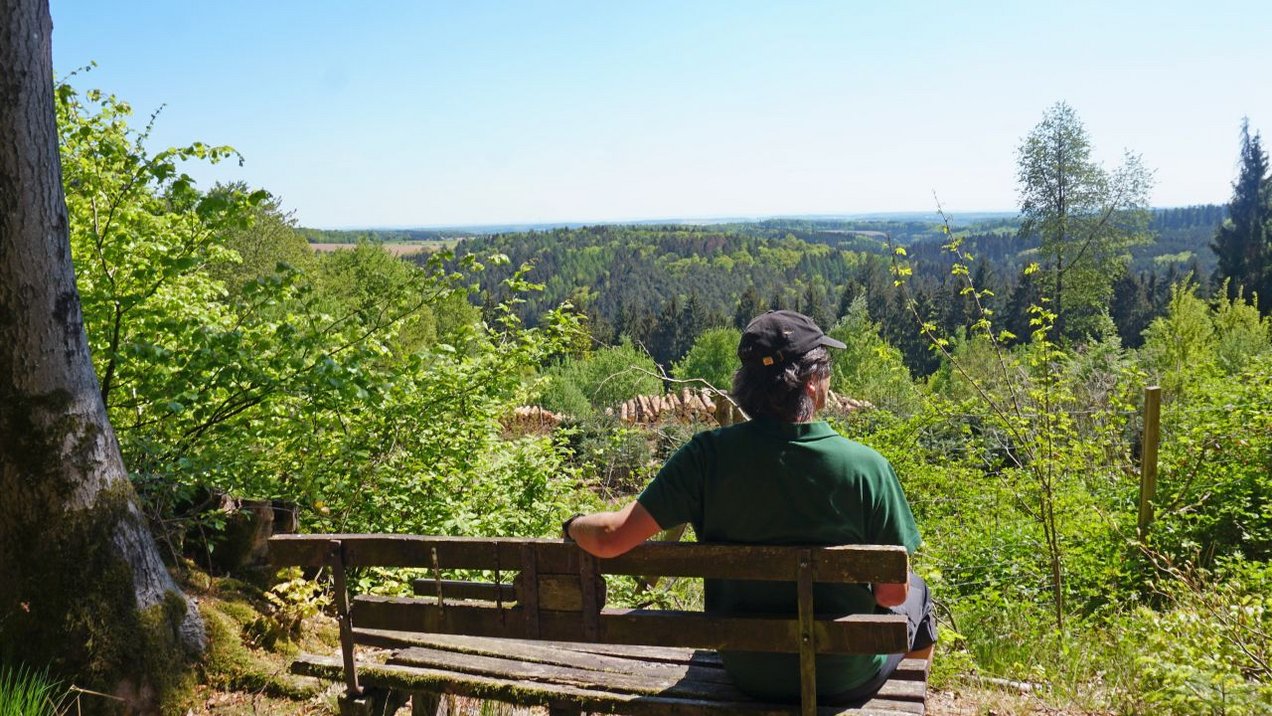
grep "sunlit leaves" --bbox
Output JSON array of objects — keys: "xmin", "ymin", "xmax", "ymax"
[{"xmin": 57, "ymin": 76, "xmax": 589, "ymax": 545}]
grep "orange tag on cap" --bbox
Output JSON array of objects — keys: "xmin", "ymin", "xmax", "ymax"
[{"xmin": 762, "ymin": 356, "xmax": 774, "ymax": 366}]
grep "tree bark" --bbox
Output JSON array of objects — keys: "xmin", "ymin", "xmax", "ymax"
[{"xmin": 0, "ymin": 0, "xmax": 204, "ymax": 712}]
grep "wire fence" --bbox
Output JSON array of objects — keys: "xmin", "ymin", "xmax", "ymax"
[
  {"xmin": 580, "ymin": 384, "xmax": 1256, "ymax": 600},
  {"xmin": 871, "ymin": 389, "xmax": 1175, "ymax": 597}
]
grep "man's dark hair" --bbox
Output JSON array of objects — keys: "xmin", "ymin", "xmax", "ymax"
[{"xmin": 730, "ymin": 346, "xmax": 831, "ymax": 423}]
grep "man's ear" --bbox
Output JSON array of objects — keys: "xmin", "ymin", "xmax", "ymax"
[{"xmin": 803, "ymin": 378, "xmax": 819, "ymax": 398}]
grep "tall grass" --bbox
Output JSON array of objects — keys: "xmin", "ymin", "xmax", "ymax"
[{"xmin": 0, "ymin": 663, "xmax": 66, "ymax": 716}]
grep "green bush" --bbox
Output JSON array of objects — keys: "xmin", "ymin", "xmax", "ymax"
[
  {"xmin": 672, "ymin": 327, "xmax": 740, "ymax": 392},
  {"xmin": 538, "ymin": 339, "xmax": 663, "ymax": 417},
  {"xmin": 1116, "ymin": 560, "xmax": 1272, "ymax": 715},
  {"xmin": 827, "ymin": 297, "xmax": 919, "ymax": 412},
  {"xmin": 1150, "ymin": 355, "xmax": 1272, "ymax": 565}
]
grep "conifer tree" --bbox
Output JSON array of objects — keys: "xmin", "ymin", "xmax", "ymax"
[
  {"xmin": 1212, "ymin": 118, "xmax": 1272, "ymax": 311},
  {"xmin": 734, "ymin": 285, "xmax": 766, "ymax": 328}
]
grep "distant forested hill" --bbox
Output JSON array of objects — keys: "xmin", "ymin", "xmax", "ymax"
[
  {"xmin": 1136, "ymin": 204, "xmax": 1226, "ymax": 273},
  {"xmin": 439, "ymin": 225, "xmax": 866, "ymax": 362},
  {"xmin": 417, "ymin": 209, "xmax": 1225, "ymax": 368}
]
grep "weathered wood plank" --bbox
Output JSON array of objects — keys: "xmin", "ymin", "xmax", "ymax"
[
  {"xmin": 390, "ymin": 644, "xmax": 921, "ymax": 708},
  {"xmin": 519, "ymin": 543, "xmax": 540, "ymax": 638},
  {"xmin": 797, "ymin": 549, "xmax": 818, "ymax": 716},
  {"xmin": 389, "ymin": 645, "xmax": 750, "ymax": 700},
  {"xmin": 602, "ymin": 608, "xmax": 912, "ymax": 656},
  {"xmin": 353, "ymin": 631, "xmax": 736, "ymax": 685},
  {"xmin": 890, "ymin": 659, "xmax": 931, "ymax": 682},
  {"xmin": 538, "ymin": 573, "xmax": 608, "ymax": 613},
  {"xmin": 352, "ymin": 597, "xmax": 910, "ymax": 654},
  {"xmin": 292, "ymin": 655, "xmax": 918, "ymax": 715},
  {"xmin": 353, "ymin": 630, "xmax": 722, "ymax": 671},
  {"xmin": 328, "ymin": 541, "xmax": 361, "ymax": 696},
  {"xmin": 410, "ymin": 579, "xmax": 517, "ymax": 603},
  {"xmin": 268, "ymin": 535, "xmax": 908, "ymax": 584},
  {"xmin": 364, "ymin": 632, "xmax": 726, "ymax": 667},
  {"xmin": 873, "ymin": 679, "xmax": 926, "ymax": 702},
  {"xmin": 846, "ymin": 697, "xmax": 925, "ymax": 715},
  {"xmin": 544, "ymin": 640, "xmax": 725, "ymax": 666}
]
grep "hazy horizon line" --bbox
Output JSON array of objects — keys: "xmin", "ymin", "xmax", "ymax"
[{"xmin": 305, "ymin": 203, "xmax": 1222, "ymax": 233}]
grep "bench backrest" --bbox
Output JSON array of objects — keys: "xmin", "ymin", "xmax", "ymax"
[{"xmin": 269, "ymin": 533, "xmax": 910, "ymax": 712}]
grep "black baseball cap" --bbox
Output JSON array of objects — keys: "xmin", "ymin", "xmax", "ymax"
[{"xmin": 737, "ymin": 310, "xmax": 846, "ymax": 367}]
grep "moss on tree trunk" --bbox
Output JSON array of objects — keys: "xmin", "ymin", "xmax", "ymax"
[
  {"xmin": 1, "ymin": 480, "xmax": 195, "ymax": 712},
  {"xmin": 0, "ymin": 0, "xmax": 204, "ymax": 712}
]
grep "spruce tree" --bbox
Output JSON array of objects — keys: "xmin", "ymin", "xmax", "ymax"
[
  {"xmin": 734, "ymin": 285, "xmax": 766, "ymax": 328},
  {"xmin": 1212, "ymin": 118, "xmax": 1272, "ymax": 312}
]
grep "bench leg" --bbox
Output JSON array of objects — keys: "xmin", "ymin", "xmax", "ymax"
[
  {"xmin": 548, "ymin": 707, "xmax": 583, "ymax": 716},
  {"xmin": 337, "ymin": 692, "xmax": 373, "ymax": 716},
  {"xmin": 411, "ymin": 691, "xmax": 442, "ymax": 716},
  {"xmin": 339, "ymin": 687, "xmax": 409, "ymax": 716}
]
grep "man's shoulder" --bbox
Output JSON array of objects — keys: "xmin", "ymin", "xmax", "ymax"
[
  {"xmin": 816, "ymin": 432, "xmax": 895, "ymax": 472},
  {"xmin": 694, "ymin": 420, "xmax": 755, "ymax": 442}
]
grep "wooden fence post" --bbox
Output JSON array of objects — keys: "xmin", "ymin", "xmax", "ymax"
[{"xmin": 1137, "ymin": 386, "xmax": 1162, "ymax": 540}]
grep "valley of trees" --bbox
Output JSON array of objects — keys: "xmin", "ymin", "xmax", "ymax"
[
  {"xmin": 438, "ymin": 201, "xmax": 1224, "ymax": 372},
  {"xmin": 2, "ymin": 26, "xmax": 1271, "ymax": 714}
]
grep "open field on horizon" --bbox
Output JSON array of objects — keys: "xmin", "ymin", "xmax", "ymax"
[{"xmin": 307, "ymin": 241, "xmax": 454, "ymax": 255}]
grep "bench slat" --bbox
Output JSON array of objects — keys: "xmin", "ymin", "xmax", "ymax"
[
  {"xmin": 292, "ymin": 654, "xmax": 922, "ymax": 715},
  {"xmin": 269, "ymin": 535, "xmax": 908, "ymax": 584},
  {"xmin": 353, "ymin": 631, "xmax": 928, "ymax": 686},
  {"xmin": 410, "ymin": 578, "xmax": 517, "ymax": 603},
  {"xmin": 355, "ymin": 628, "xmax": 726, "ymax": 666},
  {"xmin": 891, "ymin": 659, "xmax": 931, "ymax": 682},
  {"xmin": 390, "ymin": 645, "xmax": 749, "ymax": 700},
  {"xmin": 353, "ymin": 596, "xmax": 910, "ymax": 654},
  {"xmin": 390, "ymin": 644, "xmax": 925, "ymax": 704},
  {"xmin": 354, "ymin": 631, "xmax": 735, "ymax": 685}
]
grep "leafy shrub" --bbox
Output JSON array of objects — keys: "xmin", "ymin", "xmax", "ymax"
[
  {"xmin": 245, "ymin": 568, "xmax": 331, "ymax": 650},
  {"xmin": 672, "ymin": 327, "xmax": 740, "ymax": 392},
  {"xmin": 828, "ymin": 297, "xmax": 919, "ymax": 411},
  {"xmin": 537, "ymin": 339, "xmax": 663, "ymax": 417},
  {"xmin": 1151, "ymin": 355, "xmax": 1272, "ymax": 565},
  {"xmin": 1139, "ymin": 281, "xmax": 1219, "ymax": 397},
  {"xmin": 561, "ymin": 417, "xmax": 657, "ymax": 498},
  {"xmin": 1116, "ymin": 560, "xmax": 1272, "ymax": 715}
]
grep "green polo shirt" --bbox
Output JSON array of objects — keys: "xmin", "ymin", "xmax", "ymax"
[{"xmin": 636, "ymin": 417, "xmax": 921, "ymax": 701}]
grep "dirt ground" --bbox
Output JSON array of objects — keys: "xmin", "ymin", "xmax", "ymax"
[{"xmin": 181, "ymin": 685, "xmax": 1087, "ymax": 716}]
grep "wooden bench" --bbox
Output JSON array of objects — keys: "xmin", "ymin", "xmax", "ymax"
[{"xmin": 268, "ymin": 534, "xmax": 930, "ymax": 716}]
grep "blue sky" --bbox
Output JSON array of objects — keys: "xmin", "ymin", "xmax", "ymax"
[{"xmin": 50, "ymin": 1, "xmax": 1272, "ymax": 228}]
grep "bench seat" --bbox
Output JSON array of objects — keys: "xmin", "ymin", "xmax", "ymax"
[
  {"xmin": 291, "ymin": 631, "xmax": 929, "ymax": 715},
  {"xmin": 270, "ymin": 534, "xmax": 929, "ymax": 716}
]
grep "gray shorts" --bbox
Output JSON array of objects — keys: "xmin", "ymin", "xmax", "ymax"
[{"xmin": 825, "ymin": 572, "xmax": 936, "ymax": 704}]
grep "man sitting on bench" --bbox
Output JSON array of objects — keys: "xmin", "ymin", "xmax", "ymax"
[{"xmin": 564, "ymin": 309, "xmax": 936, "ymax": 704}]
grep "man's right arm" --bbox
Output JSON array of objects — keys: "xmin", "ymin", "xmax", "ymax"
[
  {"xmin": 865, "ymin": 455, "xmax": 920, "ymax": 608},
  {"xmin": 873, "ymin": 581, "xmax": 909, "ymax": 608},
  {"xmin": 566, "ymin": 501, "xmax": 662, "ymax": 559}
]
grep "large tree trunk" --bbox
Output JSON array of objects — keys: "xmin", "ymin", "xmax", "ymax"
[{"xmin": 0, "ymin": 0, "xmax": 204, "ymax": 712}]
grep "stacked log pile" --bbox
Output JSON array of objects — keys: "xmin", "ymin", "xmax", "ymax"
[
  {"xmin": 607, "ymin": 388, "xmax": 870, "ymax": 426},
  {"xmin": 606, "ymin": 387, "xmax": 723, "ymax": 425},
  {"xmin": 500, "ymin": 405, "xmax": 564, "ymax": 434},
  {"xmin": 824, "ymin": 391, "xmax": 872, "ymax": 414},
  {"xmin": 503, "ymin": 390, "xmax": 869, "ymax": 435}
]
